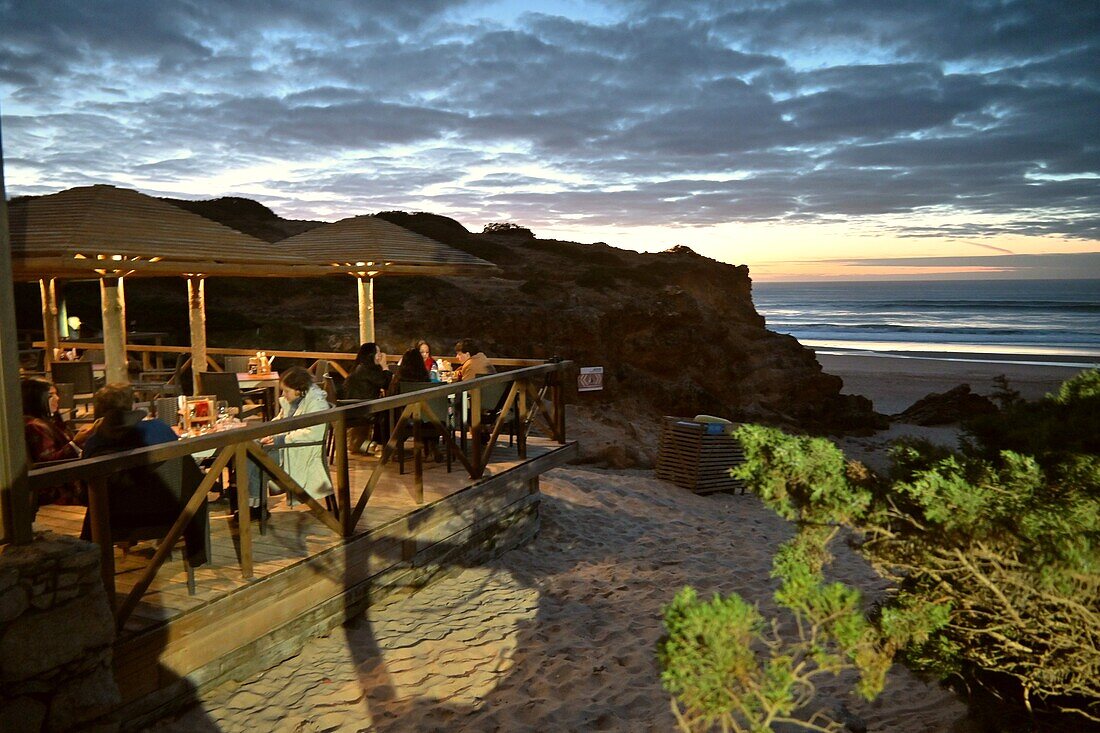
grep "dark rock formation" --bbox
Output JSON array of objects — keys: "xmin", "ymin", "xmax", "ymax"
[{"xmin": 895, "ymin": 384, "xmax": 999, "ymax": 425}]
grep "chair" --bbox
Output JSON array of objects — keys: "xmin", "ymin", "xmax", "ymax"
[
  {"xmin": 196, "ymin": 371, "xmax": 265, "ymax": 420},
  {"xmin": 474, "ymin": 380, "xmax": 517, "ymax": 448},
  {"xmin": 224, "ymin": 355, "xmax": 252, "ymax": 374},
  {"xmin": 395, "ymin": 381, "xmax": 451, "ymax": 474},
  {"xmin": 51, "ymin": 361, "xmax": 97, "ymax": 396},
  {"xmin": 153, "ymin": 397, "xmax": 181, "ymax": 427},
  {"xmin": 81, "ymin": 456, "xmax": 210, "ymax": 595},
  {"xmin": 54, "ymin": 382, "xmax": 75, "ymax": 421}
]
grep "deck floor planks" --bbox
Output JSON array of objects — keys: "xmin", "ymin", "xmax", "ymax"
[{"xmin": 32, "ymin": 436, "xmax": 560, "ymax": 638}]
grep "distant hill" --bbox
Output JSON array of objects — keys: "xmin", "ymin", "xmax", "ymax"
[{"xmin": 164, "ymin": 196, "xmax": 323, "ymax": 242}]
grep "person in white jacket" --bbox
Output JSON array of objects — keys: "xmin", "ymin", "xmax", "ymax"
[{"xmin": 243, "ymin": 366, "xmax": 333, "ymax": 519}]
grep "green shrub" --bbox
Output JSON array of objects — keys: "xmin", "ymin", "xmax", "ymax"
[
  {"xmin": 659, "ymin": 427, "xmax": 946, "ymax": 731},
  {"xmin": 665, "ymin": 371, "xmax": 1100, "ymax": 726}
]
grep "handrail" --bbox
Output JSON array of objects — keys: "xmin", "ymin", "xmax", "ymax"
[
  {"xmin": 32, "ymin": 340, "xmax": 548, "ymax": 368},
  {"xmin": 27, "ymin": 361, "xmax": 572, "ymax": 628},
  {"xmin": 27, "ymin": 363, "xmax": 568, "ymax": 490}
]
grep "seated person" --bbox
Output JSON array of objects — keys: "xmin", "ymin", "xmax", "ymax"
[
  {"xmin": 247, "ymin": 367, "xmax": 334, "ymax": 518},
  {"xmin": 21, "ymin": 377, "xmax": 88, "ymax": 511},
  {"xmin": 342, "ymin": 343, "xmax": 392, "ymax": 454},
  {"xmin": 452, "ymin": 339, "xmax": 496, "ymax": 382},
  {"xmin": 394, "ymin": 348, "xmax": 442, "ymax": 461},
  {"xmin": 417, "ymin": 340, "xmax": 435, "ymax": 373},
  {"xmin": 79, "ymin": 384, "xmax": 207, "ymax": 565},
  {"xmin": 81, "ymin": 384, "xmax": 178, "ymax": 457},
  {"xmin": 343, "ymin": 342, "xmax": 391, "ymax": 400}
]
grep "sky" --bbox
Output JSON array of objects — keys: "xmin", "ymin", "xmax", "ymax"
[{"xmin": 2, "ymin": 0, "xmax": 1099, "ymax": 281}]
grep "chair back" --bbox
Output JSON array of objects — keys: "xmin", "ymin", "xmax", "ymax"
[
  {"xmin": 154, "ymin": 397, "xmax": 180, "ymax": 427},
  {"xmin": 397, "ymin": 381, "xmax": 449, "ymax": 425},
  {"xmin": 478, "ymin": 380, "xmax": 512, "ymax": 416},
  {"xmin": 51, "ymin": 361, "xmax": 96, "ymax": 394},
  {"xmin": 54, "ymin": 382, "xmax": 75, "ymax": 412},
  {"xmin": 196, "ymin": 371, "xmax": 246, "ymax": 409},
  {"xmin": 224, "ymin": 355, "xmax": 252, "ymax": 374}
]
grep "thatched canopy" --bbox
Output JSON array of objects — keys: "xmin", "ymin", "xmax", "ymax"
[
  {"xmin": 275, "ymin": 214, "xmax": 497, "ymax": 277},
  {"xmin": 7, "ymin": 185, "xmax": 321, "ymax": 279}
]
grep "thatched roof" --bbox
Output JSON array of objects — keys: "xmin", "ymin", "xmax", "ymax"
[
  {"xmin": 274, "ymin": 214, "xmax": 497, "ymax": 277},
  {"xmin": 7, "ymin": 184, "xmax": 321, "ymax": 279},
  {"xmin": 7, "ymin": 185, "xmax": 494, "ymax": 280}
]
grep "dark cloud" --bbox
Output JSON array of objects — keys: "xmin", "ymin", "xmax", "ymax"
[{"xmin": 1, "ymin": 0, "xmax": 1097, "ymax": 243}]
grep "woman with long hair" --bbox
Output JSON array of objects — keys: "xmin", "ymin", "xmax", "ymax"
[
  {"xmin": 21, "ymin": 377, "xmax": 86, "ymax": 508},
  {"xmin": 416, "ymin": 340, "xmax": 435, "ymax": 373}
]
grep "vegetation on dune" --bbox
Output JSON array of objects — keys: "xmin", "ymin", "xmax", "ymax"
[{"xmin": 659, "ymin": 369, "xmax": 1100, "ymax": 730}]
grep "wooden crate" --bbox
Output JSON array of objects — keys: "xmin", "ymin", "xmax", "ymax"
[{"xmin": 656, "ymin": 417, "xmax": 747, "ymax": 495}]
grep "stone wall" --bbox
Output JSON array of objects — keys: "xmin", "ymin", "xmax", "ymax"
[{"xmin": 0, "ymin": 532, "xmax": 120, "ymax": 732}]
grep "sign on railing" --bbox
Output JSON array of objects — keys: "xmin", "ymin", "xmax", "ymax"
[{"xmin": 577, "ymin": 366, "xmax": 603, "ymax": 392}]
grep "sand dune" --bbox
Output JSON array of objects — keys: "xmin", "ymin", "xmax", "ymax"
[{"xmin": 148, "ymin": 466, "xmax": 967, "ymax": 732}]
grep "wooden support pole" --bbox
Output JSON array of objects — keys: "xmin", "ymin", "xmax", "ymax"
[
  {"xmin": 0, "ymin": 161, "xmax": 35, "ymax": 545},
  {"xmin": 517, "ymin": 380, "xmax": 528, "ymax": 458},
  {"xmin": 234, "ymin": 443, "xmax": 253, "ymax": 579},
  {"xmin": 187, "ymin": 276, "xmax": 207, "ymax": 396},
  {"xmin": 413, "ymin": 402, "xmax": 423, "ymax": 503},
  {"xmin": 334, "ymin": 414, "xmax": 352, "ymax": 536},
  {"xmin": 40, "ymin": 278, "xmax": 60, "ymax": 367},
  {"xmin": 87, "ymin": 477, "xmax": 116, "ymax": 609},
  {"xmin": 100, "ymin": 276, "xmax": 128, "ymax": 384},
  {"xmin": 469, "ymin": 387, "xmax": 483, "ymax": 478},
  {"xmin": 552, "ymin": 372, "xmax": 566, "ymax": 443},
  {"xmin": 357, "ymin": 276, "xmax": 375, "ymax": 344}
]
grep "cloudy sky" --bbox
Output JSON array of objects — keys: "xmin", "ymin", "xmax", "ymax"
[{"xmin": 2, "ymin": 0, "xmax": 1098, "ymax": 279}]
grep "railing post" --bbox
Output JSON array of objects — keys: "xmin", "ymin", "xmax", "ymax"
[
  {"xmin": 334, "ymin": 413, "xmax": 351, "ymax": 536},
  {"xmin": 517, "ymin": 379, "xmax": 528, "ymax": 458},
  {"xmin": 87, "ymin": 477, "xmax": 116, "ymax": 610},
  {"xmin": 552, "ymin": 368, "xmax": 566, "ymax": 443},
  {"xmin": 469, "ymin": 387, "xmax": 483, "ymax": 477},
  {"xmin": 413, "ymin": 402, "xmax": 424, "ymax": 503},
  {"xmin": 234, "ymin": 443, "xmax": 253, "ymax": 578}
]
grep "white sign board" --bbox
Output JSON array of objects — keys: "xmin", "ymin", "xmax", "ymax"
[{"xmin": 578, "ymin": 366, "xmax": 603, "ymax": 392}]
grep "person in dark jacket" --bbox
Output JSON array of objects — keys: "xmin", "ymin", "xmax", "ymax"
[
  {"xmin": 343, "ymin": 343, "xmax": 392, "ymax": 400},
  {"xmin": 80, "ymin": 384, "xmax": 208, "ymax": 566},
  {"xmin": 342, "ymin": 343, "xmax": 392, "ymax": 454}
]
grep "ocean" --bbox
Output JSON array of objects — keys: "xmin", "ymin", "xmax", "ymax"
[{"xmin": 752, "ymin": 279, "xmax": 1100, "ymax": 368}]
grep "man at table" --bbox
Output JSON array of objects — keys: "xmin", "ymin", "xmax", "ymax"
[{"xmin": 453, "ymin": 339, "xmax": 495, "ymax": 382}]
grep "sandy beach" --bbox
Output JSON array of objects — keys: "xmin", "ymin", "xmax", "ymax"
[
  {"xmin": 148, "ymin": 465, "xmax": 969, "ymax": 733},
  {"xmin": 817, "ymin": 352, "xmax": 1090, "ymax": 415}
]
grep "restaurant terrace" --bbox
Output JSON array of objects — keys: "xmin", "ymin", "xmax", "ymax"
[{"xmin": 0, "ymin": 181, "xmax": 576, "ymax": 729}]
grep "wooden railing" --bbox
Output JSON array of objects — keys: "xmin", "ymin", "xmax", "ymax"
[
  {"xmin": 25, "ymin": 362, "xmax": 571, "ymax": 628},
  {"xmin": 32, "ymin": 341, "xmax": 547, "ymax": 382}
]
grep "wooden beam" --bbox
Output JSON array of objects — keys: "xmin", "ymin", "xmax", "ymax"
[
  {"xmin": 357, "ymin": 276, "xmax": 375, "ymax": 344},
  {"xmin": 100, "ymin": 275, "xmax": 128, "ymax": 384},
  {"xmin": 40, "ymin": 278, "xmax": 60, "ymax": 367},
  {"xmin": 187, "ymin": 276, "xmax": 207, "ymax": 396},
  {"xmin": 234, "ymin": 443, "xmax": 253, "ymax": 578},
  {"xmin": 0, "ymin": 164, "xmax": 34, "ymax": 545}
]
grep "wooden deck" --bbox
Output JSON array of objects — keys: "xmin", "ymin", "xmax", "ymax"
[{"xmin": 34, "ymin": 435, "xmax": 577, "ymax": 727}]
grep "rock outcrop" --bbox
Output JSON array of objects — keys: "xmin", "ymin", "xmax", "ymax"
[{"xmin": 895, "ymin": 384, "xmax": 999, "ymax": 425}]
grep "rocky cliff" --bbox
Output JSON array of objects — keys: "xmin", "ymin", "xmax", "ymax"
[{"xmin": 171, "ymin": 200, "xmax": 879, "ymax": 432}]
